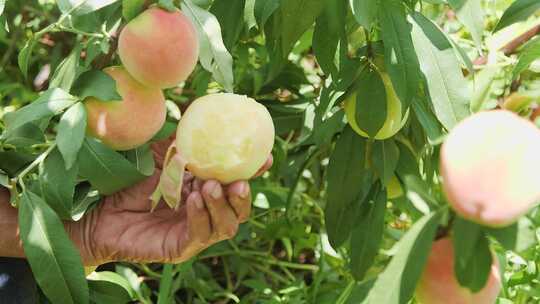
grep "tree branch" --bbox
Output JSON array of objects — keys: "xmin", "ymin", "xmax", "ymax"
[{"xmin": 474, "ymin": 24, "xmax": 540, "ymax": 66}]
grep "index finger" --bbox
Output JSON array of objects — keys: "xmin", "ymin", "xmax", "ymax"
[{"xmin": 253, "ymin": 155, "xmax": 273, "ymax": 178}]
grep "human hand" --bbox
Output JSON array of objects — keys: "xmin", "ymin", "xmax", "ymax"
[{"xmin": 66, "ymin": 138, "xmax": 272, "ymax": 266}]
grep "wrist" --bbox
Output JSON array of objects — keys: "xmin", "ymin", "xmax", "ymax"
[
  {"xmin": 64, "ymin": 208, "xmax": 104, "ymax": 266},
  {"xmin": 0, "ymin": 187, "xmax": 104, "ymax": 266},
  {"xmin": 0, "ymin": 187, "xmax": 25, "ymax": 258}
]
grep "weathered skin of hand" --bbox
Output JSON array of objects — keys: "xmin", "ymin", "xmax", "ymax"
[{"xmin": 65, "ymin": 138, "xmax": 272, "ymax": 266}]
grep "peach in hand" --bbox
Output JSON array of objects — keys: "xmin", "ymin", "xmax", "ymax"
[{"xmin": 176, "ymin": 93, "xmax": 275, "ymax": 184}]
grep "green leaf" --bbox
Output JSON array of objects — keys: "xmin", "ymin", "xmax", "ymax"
[
  {"xmin": 18, "ymin": 38, "xmax": 36, "ymax": 78},
  {"xmin": 18, "ymin": 190, "xmax": 89, "ymax": 304},
  {"xmin": 152, "ymin": 120, "xmax": 178, "ymax": 141},
  {"xmin": 158, "ymin": 0, "xmax": 176, "ymax": 11},
  {"xmin": 313, "ymin": 110, "xmax": 346, "ymax": 147},
  {"xmin": 350, "ymin": 187, "xmax": 387, "ymax": 280},
  {"xmin": 57, "ymin": 102, "xmax": 87, "ymax": 170},
  {"xmin": 244, "ymin": 0, "xmax": 257, "ymax": 29},
  {"xmin": 4, "ymin": 88, "xmax": 78, "ymax": 132},
  {"xmin": 0, "ymin": 169, "xmax": 8, "ymax": 188},
  {"xmin": 354, "ymin": 67, "xmax": 387, "ymax": 138},
  {"xmin": 70, "ymin": 183, "xmax": 100, "ymax": 221},
  {"xmin": 346, "ymin": 280, "xmax": 376, "ymax": 304},
  {"xmin": 254, "ymin": 0, "xmax": 280, "ymax": 29},
  {"xmin": 0, "ymin": 151, "xmax": 35, "ymax": 176},
  {"xmin": 124, "ymin": 144, "xmax": 156, "ymax": 177},
  {"xmin": 449, "ymin": 37, "xmax": 474, "ymax": 74},
  {"xmin": 313, "ymin": 1, "xmax": 347, "ymax": 76},
  {"xmin": 447, "ymin": 0, "xmax": 484, "ymax": 48},
  {"xmin": 485, "ymin": 217, "xmax": 537, "ymax": 252},
  {"xmin": 276, "ymin": 0, "xmax": 325, "ymax": 55},
  {"xmin": 39, "ymin": 148, "xmax": 78, "ymax": 220},
  {"xmin": 88, "ymin": 271, "xmax": 136, "ymax": 303},
  {"xmin": 494, "ymin": 0, "xmax": 540, "ymax": 32},
  {"xmin": 210, "ymin": 0, "xmax": 246, "ymax": 50},
  {"xmin": 410, "ymin": 12, "xmax": 470, "ymax": 130},
  {"xmin": 1, "ymin": 122, "xmax": 46, "ymax": 149},
  {"xmin": 325, "ymin": 126, "xmax": 371, "ymax": 248},
  {"xmin": 378, "ymin": 0, "xmax": 421, "ymax": 109},
  {"xmin": 0, "ymin": 0, "xmax": 5, "ymax": 16},
  {"xmin": 312, "ymin": 1, "xmax": 347, "ymax": 75},
  {"xmin": 395, "ymin": 141, "xmax": 418, "ymax": 179},
  {"xmin": 411, "ymin": 95, "xmax": 444, "ymax": 142},
  {"xmin": 453, "ymin": 217, "xmax": 493, "ymax": 292},
  {"xmin": 50, "ymin": 46, "xmax": 82, "ymax": 91},
  {"xmin": 89, "ymin": 280, "xmax": 133, "ymax": 303},
  {"xmin": 78, "ymin": 138, "xmax": 153, "ymax": 195},
  {"xmin": 512, "ymin": 37, "xmax": 540, "ymax": 80},
  {"xmin": 122, "ymin": 0, "xmax": 145, "ymax": 21},
  {"xmin": 484, "ymin": 223, "xmax": 517, "ymax": 251},
  {"xmin": 350, "ymin": 0, "xmax": 378, "ymax": 30},
  {"xmin": 264, "ymin": 0, "xmax": 326, "ymax": 80},
  {"xmin": 402, "ymin": 175, "xmax": 438, "ymax": 208},
  {"xmin": 363, "ymin": 210, "xmax": 442, "ymax": 304},
  {"xmin": 182, "ymin": 0, "xmax": 234, "ymax": 92},
  {"xmin": 72, "ymin": 70, "xmax": 121, "ymax": 101},
  {"xmin": 470, "ymin": 66, "xmax": 500, "ymax": 112},
  {"xmin": 57, "ymin": 0, "xmax": 120, "ymax": 15},
  {"xmin": 372, "ymin": 139, "xmax": 400, "ymax": 186}
]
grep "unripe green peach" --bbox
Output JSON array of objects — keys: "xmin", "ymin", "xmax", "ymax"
[
  {"xmin": 440, "ymin": 110, "xmax": 540, "ymax": 227},
  {"xmin": 84, "ymin": 66, "xmax": 166, "ymax": 151},
  {"xmin": 387, "ymin": 175, "xmax": 403, "ymax": 199},
  {"xmin": 344, "ymin": 70, "xmax": 408, "ymax": 140},
  {"xmin": 118, "ymin": 7, "xmax": 199, "ymax": 89},
  {"xmin": 176, "ymin": 93, "xmax": 275, "ymax": 184},
  {"xmin": 416, "ymin": 237, "xmax": 501, "ymax": 304}
]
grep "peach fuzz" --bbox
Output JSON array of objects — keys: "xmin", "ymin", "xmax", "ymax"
[
  {"xmin": 440, "ymin": 110, "xmax": 540, "ymax": 227},
  {"xmin": 415, "ymin": 237, "xmax": 501, "ymax": 304},
  {"xmin": 84, "ymin": 66, "xmax": 166, "ymax": 151},
  {"xmin": 176, "ymin": 93, "xmax": 275, "ymax": 184},
  {"xmin": 118, "ymin": 7, "xmax": 199, "ymax": 89}
]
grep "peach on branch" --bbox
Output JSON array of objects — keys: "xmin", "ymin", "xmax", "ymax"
[
  {"xmin": 387, "ymin": 175, "xmax": 404, "ymax": 199},
  {"xmin": 440, "ymin": 110, "xmax": 540, "ymax": 227},
  {"xmin": 118, "ymin": 7, "xmax": 199, "ymax": 89},
  {"xmin": 415, "ymin": 237, "xmax": 501, "ymax": 304},
  {"xmin": 84, "ymin": 66, "xmax": 166, "ymax": 151},
  {"xmin": 344, "ymin": 69, "xmax": 408, "ymax": 140}
]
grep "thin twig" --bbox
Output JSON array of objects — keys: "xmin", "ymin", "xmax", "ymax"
[{"xmin": 474, "ymin": 24, "xmax": 540, "ymax": 66}]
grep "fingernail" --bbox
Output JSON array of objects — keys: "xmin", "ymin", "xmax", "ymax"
[
  {"xmin": 239, "ymin": 183, "xmax": 250, "ymax": 199},
  {"xmin": 211, "ymin": 183, "xmax": 222, "ymax": 199},
  {"xmin": 194, "ymin": 195, "xmax": 204, "ymax": 209}
]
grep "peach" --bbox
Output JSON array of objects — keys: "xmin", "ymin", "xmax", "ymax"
[
  {"xmin": 176, "ymin": 93, "xmax": 275, "ymax": 184},
  {"xmin": 84, "ymin": 66, "xmax": 166, "ymax": 151},
  {"xmin": 387, "ymin": 175, "xmax": 404, "ymax": 199},
  {"xmin": 118, "ymin": 7, "xmax": 199, "ymax": 89},
  {"xmin": 344, "ymin": 69, "xmax": 408, "ymax": 140},
  {"xmin": 440, "ymin": 110, "xmax": 540, "ymax": 227},
  {"xmin": 416, "ymin": 237, "xmax": 501, "ymax": 304}
]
